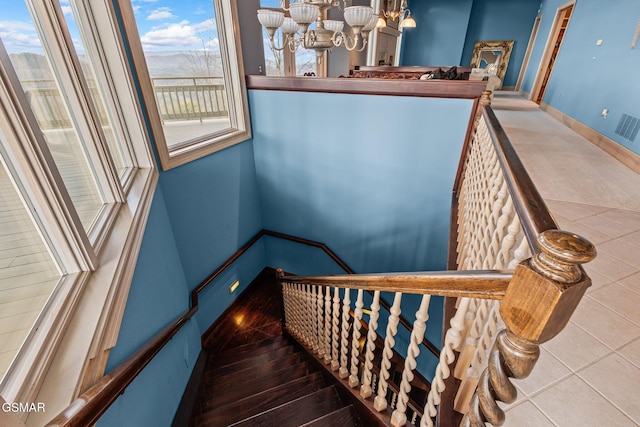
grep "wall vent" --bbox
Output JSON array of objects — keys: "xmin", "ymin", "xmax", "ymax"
[{"xmin": 615, "ymin": 113, "xmax": 640, "ymax": 142}]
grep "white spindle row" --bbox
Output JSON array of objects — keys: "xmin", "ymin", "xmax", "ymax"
[{"xmin": 282, "ymin": 283, "xmax": 436, "ymax": 424}]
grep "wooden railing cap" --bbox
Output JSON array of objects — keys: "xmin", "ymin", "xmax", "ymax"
[{"xmin": 530, "ymin": 230, "xmax": 596, "ymax": 283}]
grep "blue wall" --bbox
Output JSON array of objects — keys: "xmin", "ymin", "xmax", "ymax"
[
  {"xmin": 460, "ymin": 0, "xmax": 540, "ymax": 87},
  {"xmin": 250, "ymin": 89, "xmax": 472, "ymax": 274},
  {"xmin": 101, "ymin": 86, "xmax": 477, "ymax": 426},
  {"xmin": 401, "ymin": 0, "xmax": 539, "ymax": 88},
  {"xmin": 401, "ymin": 0, "xmax": 474, "ymax": 66},
  {"xmin": 100, "ymin": 140, "xmax": 267, "ymax": 427},
  {"xmin": 157, "ymin": 141, "xmax": 265, "ymax": 289},
  {"xmin": 522, "ymin": 0, "xmax": 640, "ymax": 155},
  {"xmin": 98, "ymin": 188, "xmax": 201, "ymax": 427}
]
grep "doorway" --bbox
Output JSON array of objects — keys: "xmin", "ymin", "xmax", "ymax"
[{"xmin": 531, "ymin": 1, "xmax": 574, "ymax": 104}]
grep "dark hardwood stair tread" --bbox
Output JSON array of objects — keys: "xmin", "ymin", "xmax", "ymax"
[
  {"xmin": 228, "ymin": 385, "xmax": 344, "ymax": 427},
  {"xmin": 194, "ymin": 372, "xmax": 327, "ymax": 426},
  {"xmin": 198, "ymin": 361, "xmax": 312, "ymax": 409},
  {"xmin": 299, "ymin": 405, "xmax": 362, "ymax": 427},
  {"xmin": 201, "ymin": 352, "xmax": 306, "ymax": 389},
  {"xmin": 206, "ymin": 335, "xmax": 286, "ymax": 364},
  {"xmin": 204, "ymin": 345, "xmax": 297, "ymax": 378}
]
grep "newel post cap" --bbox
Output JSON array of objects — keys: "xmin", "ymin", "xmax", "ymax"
[{"xmin": 500, "ymin": 230, "xmax": 596, "ymax": 344}]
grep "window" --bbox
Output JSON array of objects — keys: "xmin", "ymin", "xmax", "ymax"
[
  {"xmin": 0, "ymin": 0, "xmax": 156, "ymax": 422},
  {"xmin": 260, "ymin": 0, "xmax": 320, "ymax": 77},
  {"xmin": 123, "ymin": 0, "xmax": 251, "ymax": 170}
]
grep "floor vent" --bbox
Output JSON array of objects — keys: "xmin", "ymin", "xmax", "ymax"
[{"xmin": 615, "ymin": 113, "xmax": 640, "ymax": 142}]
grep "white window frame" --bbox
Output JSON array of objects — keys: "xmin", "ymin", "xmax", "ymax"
[
  {"xmin": 120, "ymin": 0, "xmax": 252, "ymax": 171},
  {"xmin": 0, "ymin": 0, "xmax": 157, "ymax": 424}
]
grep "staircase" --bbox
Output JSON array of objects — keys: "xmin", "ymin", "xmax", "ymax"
[
  {"xmin": 188, "ymin": 336, "xmax": 361, "ymax": 426},
  {"xmin": 179, "ymin": 270, "xmax": 366, "ymax": 427}
]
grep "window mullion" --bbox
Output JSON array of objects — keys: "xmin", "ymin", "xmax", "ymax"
[
  {"xmin": 76, "ymin": 0, "xmax": 156, "ymax": 173},
  {"xmin": 0, "ymin": 42, "xmax": 96, "ymax": 272},
  {"xmin": 69, "ymin": 0, "xmax": 139, "ymax": 174},
  {"xmin": 25, "ymin": 0, "xmax": 125, "ymax": 205}
]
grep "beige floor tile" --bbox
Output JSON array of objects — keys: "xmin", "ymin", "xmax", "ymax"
[
  {"xmin": 597, "ymin": 240, "xmax": 640, "ymax": 269},
  {"xmin": 533, "ymin": 376, "xmax": 636, "ymax": 427},
  {"xmin": 582, "ymin": 267, "xmax": 614, "ymax": 294},
  {"xmin": 579, "ymin": 354, "xmax": 640, "ymax": 424},
  {"xmin": 618, "ymin": 271, "xmax": 640, "ymax": 295},
  {"xmin": 514, "ymin": 348, "xmax": 571, "ymax": 396},
  {"xmin": 621, "ymin": 231, "xmax": 640, "ymax": 248},
  {"xmin": 571, "ymin": 296, "xmax": 640, "ymax": 349},
  {"xmin": 542, "ymin": 322, "xmax": 610, "ymax": 371},
  {"xmin": 619, "ymin": 338, "xmax": 640, "ymax": 368},
  {"xmin": 545, "ymin": 200, "xmax": 612, "ymax": 221},
  {"xmin": 557, "ymin": 219, "xmax": 615, "ymax": 245},
  {"xmin": 578, "ymin": 215, "xmax": 639, "ymax": 239},
  {"xmin": 504, "ymin": 401, "xmax": 555, "ymax": 427},
  {"xmin": 585, "ymin": 252, "xmax": 637, "ymax": 282},
  {"xmin": 596, "ymin": 209, "xmax": 640, "ymax": 229},
  {"xmin": 590, "ymin": 283, "xmax": 640, "ymax": 325}
]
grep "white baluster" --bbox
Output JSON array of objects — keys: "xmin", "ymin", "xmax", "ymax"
[
  {"xmin": 349, "ymin": 289, "xmax": 364, "ymax": 387},
  {"xmin": 324, "ymin": 285, "xmax": 333, "ymax": 364},
  {"xmin": 360, "ymin": 290, "xmax": 381, "ymax": 398},
  {"xmin": 331, "ymin": 287, "xmax": 341, "ymax": 371},
  {"xmin": 392, "ymin": 295, "xmax": 431, "ymax": 427},
  {"xmin": 374, "ymin": 292, "xmax": 402, "ymax": 412},
  {"xmin": 311, "ymin": 285, "xmax": 319, "ymax": 353},
  {"xmin": 454, "ymin": 299, "xmax": 489, "ymax": 380},
  {"xmin": 316, "ymin": 285, "xmax": 325, "ymax": 358},
  {"xmin": 422, "ymin": 297, "xmax": 471, "ymax": 427},
  {"xmin": 454, "ymin": 300, "xmax": 501, "ymax": 414},
  {"xmin": 339, "ymin": 287, "xmax": 351, "ymax": 379}
]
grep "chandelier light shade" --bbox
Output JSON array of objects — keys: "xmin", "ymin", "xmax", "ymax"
[
  {"xmin": 399, "ymin": 10, "xmax": 416, "ymax": 28},
  {"xmin": 257, "ymin": 9, "xmax": 285, "ymax": 37},
  {"xmin": 257, "ymin": 0, "xmax": 377, "ymax": 69},
  {"xmin": 343, "ymin": 5, "xmax": 374, "ymax": 31},
  {"xmin": 282, "ymin": 17, "xmax": 300, "ymax": 35},
  {"xmin": 289, "ymin": 2, "xmax": 319, "ymax": 32},
  {"xmin": 323, "ymin": 20, "xmax": 344, "ymax": 33}
]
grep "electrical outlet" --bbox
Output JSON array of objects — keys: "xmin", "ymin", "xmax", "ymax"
[{"xmin": 601, "ymin": 108, "xmax": 608, "ymax": 118}]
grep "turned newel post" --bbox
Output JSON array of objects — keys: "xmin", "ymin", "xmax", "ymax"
[
  {"xmin": 480, "ymin": 90, "xmax": 492, "ymax": 106},
  {"xmin": 462, "ymin": 230, "xmax": 596, "ymax": 427}
]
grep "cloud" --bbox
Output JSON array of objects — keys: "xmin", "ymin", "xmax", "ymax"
[
  {"xmin": 147, "ymin": 7, "xmax": 174, "ymax": 20},
  {"xmin": 191, "ymin": 18, "xmax": 216, "ymax": 33},
  {"xmin": 140, "ymin": 22, "xmax": 201, "ymax": 49},
  {"xmin": 0, "ymin": 21, "xmax": 41, "ymax": 52}
]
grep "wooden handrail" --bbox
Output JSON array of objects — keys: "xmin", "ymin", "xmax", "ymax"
[
  {"xmin": 280, "ymin": 271, "xmax": 512, "ymax": 300},
  {"xmin": 45, "ymin": 307, "xmax": 196, "ymax": 427},
  {"xmin": 45, "ymin": 228, "xmax": 433, "ymax": 426},
  {"xmin": 482, "ymin": 105, "xmax": 558, "ymax": 253}
]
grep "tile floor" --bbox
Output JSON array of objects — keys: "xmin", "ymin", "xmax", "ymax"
[{"xmin": 492, "ymin": 92, "xmax": 640, "ymax": 426}]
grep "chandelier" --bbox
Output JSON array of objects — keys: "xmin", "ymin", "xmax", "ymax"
[
  {"xmin": 257, "ymin": 1, "xmax": 378, "ymax": 64},
  {"xmin": 376, "ymin": 0, "xmax": 416, "ymax": 29}
]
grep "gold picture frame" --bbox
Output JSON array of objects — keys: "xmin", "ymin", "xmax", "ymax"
[{"xmin": 470, "ymin": 40, "xmax": 514, "ymax": 87}]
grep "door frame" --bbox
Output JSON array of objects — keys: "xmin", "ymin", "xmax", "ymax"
[
  {"xmin": 516, "ymin": 14, "xmax": 542, "ymax": 92},
  {"xmin": 529, "ymin": 0, "xmax": 576, "ymax": 102}
]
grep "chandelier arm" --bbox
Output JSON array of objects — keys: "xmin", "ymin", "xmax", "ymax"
[
  {"xmin": 287, "ymin": 35, "xmax": 300, "ymax": 53},
  {"xmin": 268, "ymin": 35, "xmax": 287, "ymax": 52},
  {"xmin": 356, "ymin": 37, "xmax": 368, "ymax": 52}
]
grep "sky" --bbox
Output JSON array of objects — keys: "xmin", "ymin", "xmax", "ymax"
[{"xmin": 0, "ymin": 0, "xmax": 219, "ymax": 54}]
